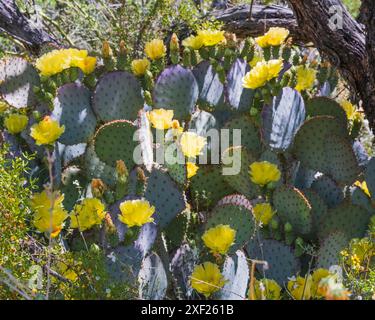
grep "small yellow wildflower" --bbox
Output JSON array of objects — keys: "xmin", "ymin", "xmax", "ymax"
[
  {"xmin": 4, "ymin": 114, "xmax": 28, "ymax": 134},
  {"xmin": 202, "ymin": 224, "xmax": 236, "ymax": 255},
  {"xmin": 254, "ymin": 279, "xmax": 282, "ymax": 300},
  {"xmin": 253, "ymin": 203, "xmax": 275, "ymax": 225},
  {"xmin": 287, "ymin": 275, "xmax": 313, "ymax": 300},
  {"xmin": 249, "ymin": 161, "xmax": 281, "ymax": 187},
  {"xmin": 354, "ymin": 180, "xmax": 371, "ymax": 198},
  {"xmin": 255, "ymin": 27, "xmax": 290, "ymax": 48},
  {"xmin": 295, "ymin": 65, "xmax": 317, "ymax": 92},
  {"xmin": 242, "ymin": 59, "xmax": 283, "ymax": 89},
  {"xmin": 56, "ymin": 260, "xmax": 79, "ymax": 282},
  {"xmin": 311, "ymin": 268, "xmax": 331, "ymax": 298},
  {"xmin": 191, "ymin": 262, "xmax": 226, "ymax": 297},
  {"xmin": 118, "ymin": 199, "xmax": 155, "ymax": 227},
  {"xmin": 182, "ymin": 35, "xmax": 204, "ymax": 50},
  {"xmin": 147, "ymin": 109, "xmax": 174, "ymax": 130},
  {"xmin": 180, "ymin": 132, "xmax": 206, "ymax": 158},
  {"xmin": 70, "ymin": 198, "xmax": 106, "ymax": 232},
  {"xmin": 144, "ymin": 39, "xmax": 166, "ymax": 60},
  {"xmin": 131, "ymin": 59, "xmax": 150, "ymax": 76},
  {"xmin": 31, "ymin": 190, "xmax": 68, "ymax": 238},
  {"xmin": 197, "ymin": 30, "xmax": 226, "ymax": 47},
  {"xmin": 30, "ymin": 116, "xmax": 65, "ymax": 145},
  {"xmin": 187, "ymin": 162, "xmax": 199, "ymax": 179}
]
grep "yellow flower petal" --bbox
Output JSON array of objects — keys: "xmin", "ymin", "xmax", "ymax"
[
  {"xmin": 30, "ymin": 116, "xmax": 65, "ymax": 145},
  {"xmin": 186, "ymin": 162, "xmax": 199, "ymax": 179},
  {"xmin": 118, "ymin": 199, "xmax": 155, "ymax": 227},
  {"xmin": 242, "ymin": 60, "xmax": 283, "ymax": 89},
  {"xmin": 249, "ymin": 161, "xmax": 281, "ymax": 187},
  {"xmin": 295, "ymin": 65, "xmax": 317, "ymax": 92},
  {"xmin": 202, "ymin": 224, "xmax": 236, "ymax": 255},
  {"xmin": 253, "ymin": 203, "xmax": 275, "ymax": 225},
  {"xmin": 197, "ymin": 30, "xmax": 225, "ymax": 47},
  {"xmin": 145, "ymin": 39, "xmax": 166, "ymax": 60},
  {"xmin": 147, "ymin": 109, "xmax": 174, "ymax": 130},
  {"xmin": 70, "ymin": 198, "xmax": 106, "ymax": 232},
  {"xmin": 191, "ymin": 262, "xmax": 226, "ymax": 297},
  {"xmin": 255, "ymin": 27, "xmax": 289, "ymax": 48},
  {"xmin": 182, "ymin": 35, "xmax": 204, "ymax": 50},
  {"xmin": 131, "ymin": 58, "xmax": 150, "ymax": 76},
  {"xmin": 4, "ymin": 114, "xmax": 28, "ymax": 134},
  {"xmin": 180, "ymin": 132, "xmax": 206, "ymax": 158}
]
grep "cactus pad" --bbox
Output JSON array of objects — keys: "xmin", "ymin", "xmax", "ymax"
[
  {"xmin": 306, "ymin": 97, "xmax": 347, "ymax": 126},
  {"xmin": 365, "ymin": 157, "xmax": 375, "ymax": 201},
  {"xmin": 153, "ymin": 65, "xmax": 198, "ymax": 120},
  {"xmin": 317, "ymin": 231, "xmax": 349, "ymax": 269},
  {"xmin": 246, "ymin": 239, "xmax": 300, "ymax": 285},
  {"xmin": 272, "ymin": 185, "xmax": 312, "ymax": 235},
  {"xmin": 94, "ymin": 120, "xmax": 138, "ymax": 169},
  {"xmin": 226, "ymin": 58, "xmax": 254, "ymax": 111},
  {"xmin": 0, "ymin": 57, "xmax": 39, "ymax": 108},
  {"xmin": 262, "ymin": 87, "xmax": 305, "ymax": 151},
  {"xmin": 93, "ymin": 71, "xmax": 143, "ymax": 121},
  {"xmin": 52, "ymin": 83, "xmax": 97, "ymax": 145},
  {"xmin": 351, "ymin": 186, "xmax": 373, "ymax": 213},
  {"xmin": 311, "ymin": 175, "xmax": 344, "ymax": 208}
]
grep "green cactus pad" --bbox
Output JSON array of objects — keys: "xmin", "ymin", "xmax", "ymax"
[
  {"xmin": 153, "ymin": 65, "xmax": 199, "ymax": 120},
  {"xmin": 306, "ymin": 97, "xmax": 347, "ymax": 126},
  {"xmin": 145, "ymin": 168, "xmax": 186, "ymax": 229},
  {"xmin": 165, "ymin": 162, "xmax": 187, "ymax": 188},
  {"xmin": 318, "ymin": 203, "xmax": 372, "ymax": 240},
  {"xmin": 93, "ymin": 71, "xmax": 143, "ymax": 122},
  {"xmin": 273, "ymin": 185, "xmax": 312, "ymax": 235},
  {"xmin": 246, "ymin": 239, "xmax": 300, "ymax": 285},
  {"xmin": 222, "ymin": 146, "xmax": 260, "ymax": 200},
  {"xmin": 317, "ymin": 231, "xmax": 349, "ymax": 269},
  {"xmin": 217, "ymin": 250, "xmax": 249, "ymax": 300},
  {"xmin": 293, "ymin": 116, "xmax": 348, "ymax": 173},
  {"xmin": 224, "ymin": 115, "xmax": 262, "ymax": 157},
  {"xmin": 0, "ymin": 57, "xmax": 39, "ymax": 108},
  {"xmin": 301, "ymin": 189, "xmax": 328, "ymax": 238},
  {"xmin": 293, "ymin": 165, "xmax": 316, "ymax": 190},
  {"xmin": 365, "ymin": 157, "xmax": 375, "ymax": 201},
  {"xmin": 206, "ymin": 203, "xmax": 255, "ymax": 252},
  {"xmin": 262, "ymin": 87, "xmax": 305, "ymax": 151},
  {"xmin": 192, "ymin": 61, "xmax": 224, "ymax": 108},
  {"xmin": 311, "ymin": 175, "xmax": 344, "ymax": 208},
  {"xmin": 190, "ymin": 165, "xmax": 235, "ymax": 209},
  {"xmin": 94, "ymin": 120, "xmax": 138, "ymax": 169},
  {"xmin": 164, "ymin": 211, "xmax": 188, "ymax": 250},
  {"xmin": 324, "ymin": 135, "xmax": 360, "ymax": 184},
  {"xmin": 52, "ymin": 83, "xmax": 97, "ymax": 145},
  {"xmin": 351, "ymin": 186, "xmax": 373, "ymax": 213},
  {"xmin": 60, "ymin": 166, "xmax": 86, "ymax": 211},
  {"xmin": 226, "ymin": 58, "xmax": 254, "ymax": 112},
  {"xmin": 59, "ymin": 143, "xmax": 87, "ymax": 167}
]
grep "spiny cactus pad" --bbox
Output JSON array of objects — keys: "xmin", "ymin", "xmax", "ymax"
[
  {"xmin": 293, "ymin": 116, "xmax": 348, "ymax": 173},
  {"xmin": 206, "ymin": 204, "xmax": 255, "ymax": 252},
  {"xmin": 226, "ymin": 58, "xmax": 254, "ymax": 111},
  {"xmin": 222, "ymin": 146, "xmax": 259, "ymax": 200},
  {"xmin": 272, "ymin": 185, "xmax": 312, "ymax": 235},
  {"xmin": 365, "ymin": 157, "xmax": 375, "ymax": 201},
  {"xmin": 52, "ymin": 83, "xmax": 97, "ymax": 145},
  {"xmin": 311, "ymin": 175, "xmax": 344, "ymax": 208},
  {"xmin": 306, "ymin": 97, "xmax": 347, "ymax": 127},
  {"xmin": 0, "ymin": 57, "xmax": 39, "ymax": 108},
  {"xmin": 192, "ymin": 61, "xmax": 224, "ymax": 108},
  {"xmin": 190, "ymin": 165, "xmax": 235, "ymax": 209},
  {"xmin": 262, "ymin": 87, "xmax": 305, "ymax": 151},
  {"xmin": 153, "ymin": 65, "xmax": 198, "ymax": 120},
  {"xmin": 351, "ymin": 186, "xmax": 373, "ymax": 213},
  {"xmin": 145, "ymin": 168, "xmax": 186, "ymax": 229},
  {"xmin": 94, "ymin": 120, "xmax": 138, "ymax": 168},
  {"xmin": 317, "ymin": 231, "xmax": 349, "ymax": 269},
  {"xmin": 246, "ymin": 239, "xmax": 300, "ymax": 285},
  {"xmin": 318, "ymin": 203, "xmax": 372, "ymax": 240},
  {"xmin": 224, "ymin": 115, "xmax": 261, "ymax": 157},
  {"xmin": 93, "ymin": 71, "xmax": 143, "ymax": 122}
]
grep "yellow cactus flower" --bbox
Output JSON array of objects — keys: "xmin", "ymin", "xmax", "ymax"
[
  {"xmin": 4, "ymin": 114, "xmax": 28, "ymax": 134},
  {"xmin": 242, "ymin": 59, "xmax": 283, "ymax": 89},
  {"xmin": 144, "ymin": 39, "xmax": 166, "ymax": 60},
  {"xmin": 171, "ymin": 119, "xmax": 184, "ymax": 136},
  {"xmin": 35, "ymin": 49, "xmax": 96, "ymax": 76},
  {"xmin": 249, "ymin": 161, "xmax": 281, "ymax": 187},
  {"xmin": 0, "ymin": 101, "xmax": 9, "ymax": 113},
  {"xmin": 254, "ymin": 279, "xmax": 282, "ymax": 300},
  {"xmin": 191, "ymin": 262, "xmax": 226, "ymax": 297},
  {"xmin": 147, "ymin": 108, "xmax": 174, "ymax": 130},
  {"xmin": 30, "ymin": 116, "xmax": 65, "ymax": 145},
  {"xmin": 311, "ymin": 268, "xmax": 331, "ymax": 298},
  {"xmin": 187, "ymin": 162, "xmax": 199, "ymax": 179},
  {"xmin": 202, "ymin": 224, "xmax": 236, "ymax": 255},
  {"xmin": 354, "ymin": 180, "xmax": 371, "ymax": 198},
  {"xmin": 287, "ymin": 275, "xmax": 313, "ymax": 300},
  {"xmin": 295, "ymin": 65, "xmax": 317, "ymax": 92},
  {"xmin": 70, "ymin": 198, "xmax": 106, "ymax": 232},
  {"xmin": 180, "ymin": 132, "xmax": 206, "ymax": 158},
  {"xmin": 197, "ymin": 29, "xmax": 225, "ymax": 47},
  {"xmin": 31, "ymin": 190, "xmax": 68, "ymax": 238},
  {"xmin": 255, "ymin": 27, "xmax": 290, "ymax": 48},
  {"xmin": 253, "ymin": 203, "xmax": 275, "ymax": 226},
  {"xmin": 249, "ymin": 51, "xmax": 263, "ymax": 68},
  {"xmin": 340, "ymin": 99, "xmax": 363, "ymax": 121},
  {"xmin": 131, "ymin": 58, "xmax": 150, "ymax": 76},
  {"xmin": 118, "ymin": 199, "xmax": 155, "ymax": 227},
  {"xmin": 182, "ymin": 35, "xmax": 204, "ymax": 50}
]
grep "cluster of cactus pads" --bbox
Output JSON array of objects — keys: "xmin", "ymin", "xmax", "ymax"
[{"xmin": 1, "ymin": 31, "xmax": 374, "ymax": 300}]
